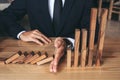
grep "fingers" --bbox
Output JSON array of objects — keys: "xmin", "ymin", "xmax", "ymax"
[
  {"xmin": 49, "ymin": 46, "xmax": 65, "ymax": 73},
  {"xmin": 50, "ymin": 37, "xmax": 66, "ymax": 73},
  {"xmin": 54, "ymin": 37, "xmax": 66, "ymax": 60},
  {"xmin": 30, "ymin": 37, "xmax": 44, "ymax": 45},
  {"xmin": 33, "ymin": 30, "xmax": 51, "ymax": 43},
  {"xmin": 20, "ymin": 29, "xmax": 51, "ymax": 45},
  {"xmin": 32, "ymin": 33, "xmax": 49, "ymax": 44},
  {"xmin": 50, "ymin": 60, "xmax": 58, "ymax": 72}
]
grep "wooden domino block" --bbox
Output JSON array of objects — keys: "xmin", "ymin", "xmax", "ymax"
[
  {"xmin": 67, "ymin": 48, "xmax": 72, "ymax": 68},
  {"xmin": 24, "ymin": 51, "xmax": 41, "ymax": 64},
  {"xmin": 0, "ymin": 57, "xmax": 6, "ymax": 65},
  {"xmin": 5, "ymin": 51, "xmax": 22, "ymax": 64},
  {"xmin": 0, "ymin": 61, "xmax": 5, "ymax": 65},
  {"xmin": 24, "ymin": 51, "xmax": 35, "ymax": 63},
  {"xmin": 30, "ymin": 52, "xmax": 47, "ymax": 64},
  {"xmin": 89, "ymin": 8, "xmax": 97, "ymax": 49},
  {"xmin": 88, "ymin": 50, "xmax": 94, "ymax": 66},
  {"xmin": 96, "ymin": 50, "xmax": 102, "ymax": 66},
  {"xmin": 11, "ymin": 52, "xmax": 28, "ymax": 64},
  {"xmin": 74, "ymin": 29, "xmax": 80, "ymax": 67},
  {"xmin": 81, "ymin": 29, "xmax": 87, "ymax": 67},
  {"xmin": 12, "ymin": 54, "xmax": 24, "ymax": 64},
  {"xmin": 37, "ymin": 56, "xmax": 53, "ymax": 65},
  {"xmin": 88, "ymin": 8, "xmax": 97, "ymax": 66},
  {"xmin": 96, "ymin": 9, "xmax": 108, "ymax": 66}
]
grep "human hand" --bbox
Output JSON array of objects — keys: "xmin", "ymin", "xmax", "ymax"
[
  {"xmin": 49, "ymin": 37, "xmax": 66, "ymax": 73},
  {"xmin": 19, "ymin": 29, "xmax": 51, "ymax": 45}
]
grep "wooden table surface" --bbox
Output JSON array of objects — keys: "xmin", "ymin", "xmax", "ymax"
[{"xmin": 0, "ymin": 37, "xmax": 120, "ymax": 80}]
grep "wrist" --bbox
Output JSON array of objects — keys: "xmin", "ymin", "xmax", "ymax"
[
  {"xmin": 17, "ymin": 31, "xmax": 26, "ymax": 39},
  {"xmin": 63, "ymin": 38, "xmax": 73, "ymax": 49}
]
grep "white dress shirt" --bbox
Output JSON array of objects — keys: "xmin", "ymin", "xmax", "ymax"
[
  {"xmin": 17, "ymin": 0, "xmax": 74, "ymax": 47},
  {"xmin": 48, "ymin": 0, "xmax": 65, "ymax": 19}
]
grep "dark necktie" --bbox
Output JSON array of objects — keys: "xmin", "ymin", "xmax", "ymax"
[{"xmin": 53, "ymin": 0, "xmax": 62, "ymax": 35}]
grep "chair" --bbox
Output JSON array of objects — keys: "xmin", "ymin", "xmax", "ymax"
[{"xmin": 108, "ymin": 0, "xmax": 120, "ymax": 20}]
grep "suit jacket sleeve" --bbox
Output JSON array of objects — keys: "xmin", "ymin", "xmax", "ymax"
[{"xmin": 1, "ymin": 0, "xmax": 27, "ymax": 38}]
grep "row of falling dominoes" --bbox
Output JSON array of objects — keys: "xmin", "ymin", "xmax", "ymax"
[{"xmin": 0, "ymin": 51, "xmax": 53, "ymax": 65}]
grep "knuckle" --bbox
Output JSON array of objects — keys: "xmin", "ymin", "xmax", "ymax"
[
  {"xmin": 30, "ymin": 33, "xmax": 34, "ymax": 37},
  {"xmin": 32, "ymin": 30, "xmax": 36, "ymax": 33},
  {"xmin": 34, "ymin": 29, "xmax": 38, "ymax": 31}
]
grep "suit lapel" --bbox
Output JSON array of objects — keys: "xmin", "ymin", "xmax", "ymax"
[
  {"xmin": 39, "ymin": 0, "xmax": 54, "ymax": 35},
  {"xmin": 55, "ymin": 0, "xmax": 75, "ymax": 36},
  {"xmin": 41, "ymin": 0, "xmax": 52, "ymax": 24}
]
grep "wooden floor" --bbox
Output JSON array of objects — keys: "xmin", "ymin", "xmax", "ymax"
[{"xmin": 0, "ymin": 20, "xmax": 120, "ymax": 80}]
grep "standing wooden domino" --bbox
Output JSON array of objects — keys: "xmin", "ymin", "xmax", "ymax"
[
  {"xmin": 96, "ymin": 9, "xmax": 108, "ymax": 66},
  {"xmin": 37, "ymin": 56, "xmax": 53, "ymax": 65},
  {"xmin": 30, "ymin": 52, "xmax": 47, "ymax": 64},
  {"xmin": 67, "ymin": 48, "xmax": 72, "ymax": 68},
  {"xmin": 88, "ymin": 8, "xmax": 97, "ymax": 66},
  {"xmin": 81, "ymin": 29, "xmax": 87, "ymax": 67},
  {"xmin": 74, "ymin": 29, "xmax": 80, "ymax": 67},
  {"xmin": 5, "ymin": 51, "xmax": 22, "ymax": 64}
]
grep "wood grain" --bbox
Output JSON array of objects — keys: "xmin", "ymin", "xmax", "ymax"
[
  {"xmin": 74, "ymin": 29, "xmax": 80, "ymax": 67},
  {"xmin": 81, "ymin": 29, "xmax": 87, "ymax": 67},
  {"xmin": 5, "ymin": 51, "xmax": 22, "ymax": 64},
  {"xmin": 37, "ymin": 56, "xmax": 53, "ymax": 65},
  {"xmin": 24, "ymin": 51, "xmax": 41, "ymax": 64},
  {"xmin": 0, "ymin": 61, "xmax": 5, "ymax": 65},
  {"xmin": 67, "ymin": 48, "xmax": 72, "ymax": 68},
  {"xmin": 30, "ymin": 52, "xmax": 47, "ymax": 64},
  {"xmin": 0, "ymin": 36, "xmax": 120, "ymax": 80},
  {"xmin": 96, "ymin": 8, "xmax": 108, "ymax": 66},
  {"xmin": 88, "ymin": 8, "xmax": 97, "ymax": 66}
]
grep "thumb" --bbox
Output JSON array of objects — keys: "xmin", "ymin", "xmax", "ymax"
[{"xmin": 54, "ymin": 37, "xmax": 64, "ymax": 48}]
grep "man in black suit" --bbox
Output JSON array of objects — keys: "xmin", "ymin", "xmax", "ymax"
[
  {"xmin": 0, "ymin": 11, "xmax": 7, "ymax": 36},
  {"xmin": 1, "ymin": 0, "xmax": 94, "ymax": 72}
]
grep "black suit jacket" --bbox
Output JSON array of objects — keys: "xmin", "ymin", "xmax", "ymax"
[{"xmin": 1, "ymin": 0, "xmax": 95, "ymax": 39}]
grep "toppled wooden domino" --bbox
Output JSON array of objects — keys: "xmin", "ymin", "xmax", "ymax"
[
  {"xmin": 24, "ymin": 51, "xmax": 41, "ymax": 64},
  {"xmin": 12, "ymin": 51, "xmax": 28, "ymax": 64},
  {"xmin": 30, "ymin": 52, "xmax": 47, "ymax": 64},
  {"xmin": 24, "ymin": 51, "xmax": 35, "ymax": 63},
  {"xmin": 0, "ymin": 57, "xmax": 6, "ymax": 65},
  {"xmin": 37, "ymin": 56, "xmax": 53, "ymax": 65},
  {"xmin": 0, "ymin": 61, "xmax": 5, "ymax": 65},
  {"xmin": 5, "ymin": 51, "xmax": 22, "ymax": 64}
]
